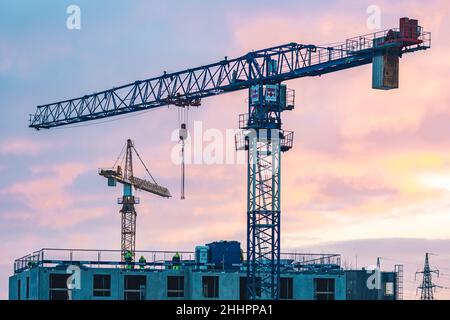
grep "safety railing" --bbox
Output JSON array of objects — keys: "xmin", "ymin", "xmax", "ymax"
[
  {"xmin": 285, "ymin": 252, "xmax": 341, "ymax": 271},
  {"xmin": 278, "ymin": 27, "xmax": 431, "ymax": 76},
  {"xmin": 14, "ymin": 248, "xmax": 342, "ymax": 274},
  {"xmin": 14, "ymin": 248, "xmax": 195, "ymax": 273},
  {"xmin": 14, "ymin": 248, "xmax": 341, "ymax": 273}
]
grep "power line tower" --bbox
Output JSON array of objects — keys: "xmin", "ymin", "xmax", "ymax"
[{"xmin": 416, "ymin": 253, "xmax": 440, "ymax": 300}]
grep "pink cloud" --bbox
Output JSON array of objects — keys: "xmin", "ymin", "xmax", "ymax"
[
  {"xmin": 0, "ymin": 162, "xmax": 90, "ymax": 225},
  {"xmin": 40, "ymin": 206, "xmax": 110, "ymax": 229},
  {"xmin": 0, "ymin": 138, "xmax": 59, "ymax": 156},
  {"xmin": 0, "ymin": 139, "xmax": 41, "ymax": 156}
]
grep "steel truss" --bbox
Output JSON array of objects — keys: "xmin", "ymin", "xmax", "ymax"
[{"xmin": 247, "ymin": 134, "xmax": 281, "ymax": 299}]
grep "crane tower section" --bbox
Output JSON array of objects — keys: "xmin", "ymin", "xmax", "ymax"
[{"xmin": 236, "ymin": 83, "xmax": 294, "ymax": 299}]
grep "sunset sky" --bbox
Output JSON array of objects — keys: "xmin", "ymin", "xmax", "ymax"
[{"xmin": 1, "ymin": 0, "xmax": 450, "ymax": 299}]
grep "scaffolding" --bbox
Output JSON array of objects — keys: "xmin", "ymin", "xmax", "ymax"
[{"xmin": 395, "ymin": 264, "xmax": 404, "ymax": 300}]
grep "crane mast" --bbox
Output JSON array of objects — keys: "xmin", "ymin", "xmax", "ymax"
[
  {"xmin": 30, "ymin": 18, "xmax": 430, "ymax": 299},
  {"xmin": 120, "ymin": 139, "xmax": 137, "ymax": 262},
  {"xmin": 236, "ymin": 83, "xmax": 294, "ymax": 299}
]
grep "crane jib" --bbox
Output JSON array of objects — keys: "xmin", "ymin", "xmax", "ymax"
[{"xmin": 28, "ymin": 27, "xmax": 430, "ymax": 130}]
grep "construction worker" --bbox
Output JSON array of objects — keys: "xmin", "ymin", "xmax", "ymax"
[
  {"xmin": 172, "ymin": 252, "xmax": 181, "ymax": 270},
  {"xmin": 139, "ymin": 255, "xmax": 146, "ymax": 270},
  {"xmin": 124, "ymin": 250, "xmax": 133, "ymax": 269}
]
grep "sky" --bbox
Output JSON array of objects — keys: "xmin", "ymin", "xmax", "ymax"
[{"xmin": 1, "ymin": 0, "xmax": 450, "ymax": 300}]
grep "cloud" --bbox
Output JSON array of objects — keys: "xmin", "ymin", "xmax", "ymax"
[
  {"xmin": 0, "ymin": 138, "xmax": 57, "ymax": 156},
  {"xmin": 0, "ymin": 162, "xmax": 94, "ymax": 227},
  {"xmin": 41, "ymin": 206, "xmax": 110, "ymax": 229},
  {"xmin": 316, "ymin": 175, "xmax": 398, "ymax": 206},
  {"xmin": 0, "ymin": 40, "xmax": 13, "ymax": 73},
  {"xmin": 299, "ymin": 237, "xmax": 450, "ymax": 299},
  {"xmin": 363, "ymin": 110, "xmax": 450, "ymax": 152},
  {"xmin": 0, "ymin": 30, "xmax": 71, "ymax": 77}
]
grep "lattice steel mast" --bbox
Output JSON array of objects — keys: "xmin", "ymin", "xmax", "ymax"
[
  {"xmin": 236, "ymin": 82, "xmax": 293, "ymax": 299},
  {"xmin": 120, "ymin": 139, "xmax": 137, "ymax": 262},
  {"xmin": 416, "ymin": 253, "xmax": 440, "ymax": 300}
]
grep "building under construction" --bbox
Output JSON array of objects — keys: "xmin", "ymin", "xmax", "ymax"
[
  {"xmin": 9, "ymin": 17, "xmax": 430, "ymax": 300},
  {"xmin": 9, "ymin": 241, "xmax": 401, "ymax": 300}
]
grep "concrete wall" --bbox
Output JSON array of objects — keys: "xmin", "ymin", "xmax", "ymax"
[
  {"xmin": 9, "ymin": 267, "xmax": 40, "ymax": 300},
  {"xmin": 346, "ymin": 270, "xmax": 397, "ymax": 300},
  {"xmin": 291, "ymin": 272, "xmax": 346, "ymax": 300},
  {"xmin": 190, "ymin": 271, "xmax": 241, "ymax": 300}
]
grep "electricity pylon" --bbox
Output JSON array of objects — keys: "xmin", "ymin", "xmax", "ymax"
[{"xmin": 416, "ymin": 253, "xmax": 440, "ymax": 300}]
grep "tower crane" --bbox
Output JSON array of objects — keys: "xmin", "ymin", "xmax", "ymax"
[
  {"xmin": 29, "ymin": 18, "xmax": 430, "ymax": 299},
  {"xmin": 99, "ymin": 139, "xmax": 171, "ymax": 262}
]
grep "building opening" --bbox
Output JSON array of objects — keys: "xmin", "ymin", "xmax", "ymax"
[
  {"xmin": 202, "ymin": 276, "xmax": 219, "ymax": 298},
  {"xmin": 49, "ymin": 274, "xmax": 71, "ymax": 300},
  {"xmin": 314, "ymin": 278, "xmax": 335, "ymax": 300},
  {"xmin": 26, "ymin": 277, "xmax": 30, "ymax": 299},
  {"xmin": 93, "ymin": 274, "xmax": 111, "ymax": 297},
  {"xmin": 167, "ymin": 276, "xmax": 184, "ymax": 298},
  {"xmin": 280, "ymin": 277, "xmax": 293, "ymax": 299},
  {"xmin": 124, "ymin": 275, "xmax": 146, "ymax": 300},
  {"xmin": 239, "ymin": 277, "xmax": 261, "ymax": 300}
]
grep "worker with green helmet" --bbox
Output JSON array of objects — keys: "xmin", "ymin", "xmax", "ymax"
[
  {"xmin": 138, "ymin": 255, "xmax": 146, "ymax": 270},
  {"xmin": 172, "ymin": 252, "xmax": 181, "ymax": 270},
  {"xmin": 124, "ymin": 250, "xmax": 133, "ymax": 269}
]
